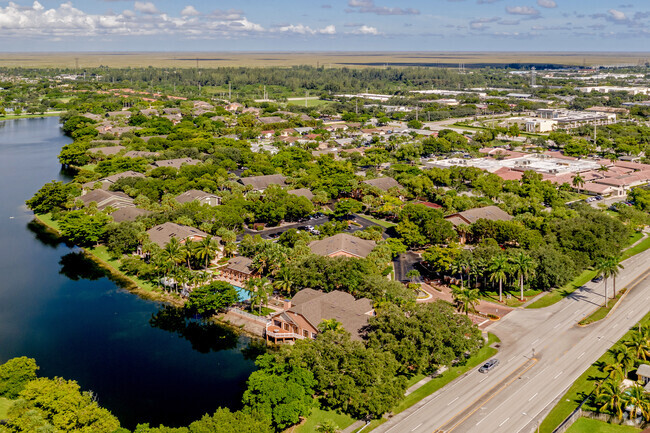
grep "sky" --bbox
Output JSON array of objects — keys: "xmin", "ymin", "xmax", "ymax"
[{"xmin": 0, "ymin": 0, "xmax": 648, "ymax": 52}]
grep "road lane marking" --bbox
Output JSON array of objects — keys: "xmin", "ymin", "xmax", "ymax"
[
  {"xmin": 553, "ymin": 323, "xmax": 561, "ymax": 329},
  {"xmin": 531, "ymin": 338, "xmax": 539, "ymax": 346},
  {"xmin": 479, "ymin": 376, "xmax": 488, "ymax": 383},
  {"xmin": 577, "ymin": 352, "xmax": 585, "ymax": 359},
  {"xmin": 447, "ymin": 397, "xmax": 459, "ymax": 406},
  {"xmin": 499, "ymin": 417, "xmax": 510, "ymax": 427},
  {"xmin": 410, "ymin": 423, "xmax": 421, "ymax": 431},
  {"xmin": 508, "ymin": 356, "xmax": 516, "ymax": 363},
  {"xmin": 553, "ymin": 371, "xmax": 563, "ymax": 379},
  {"xmin": 528, "ymin": 392, "xmax": 538, "ymax": 402},
  {"xmin": 613, "ymin": 324, "xmax": 618, "ymax": 329}
]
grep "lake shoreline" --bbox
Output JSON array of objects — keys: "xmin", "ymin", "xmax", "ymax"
[{"xmin": 31, "ymin": 213, "xmax": 266, "ymax": 341}]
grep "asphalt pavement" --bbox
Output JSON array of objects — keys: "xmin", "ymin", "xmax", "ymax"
[{"xmin": 375, "ymin": 247, "xmax": 650, "ymax": 433}]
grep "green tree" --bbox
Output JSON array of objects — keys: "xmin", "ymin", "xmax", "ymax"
[
  {"xmin": 571, "ymin": 173, "xmax": 585, "ymax": 191},
  {"xmin": 185, "ymin": 281, "xmax": 239, "ymax": 316},
  {"xmin": 58, "ymin": 210, "xmax": 111, "ymax": 246},
  {"xmin": 451, "ymin": 286, "xmax": 480, "ymax": 316},
  {"xmin": 195, "ymin": 236, "xmax": 220, "ymax": 270},
  {"xmin": 333, "ymin": 198, "xmax": 363, "ymax": 219},
  {"xmin": 0, "ymin": 357, "xmax": 39, "ymax": 399},
  {"xmin": 595, "ymin": 379, "xmax": 626, "ymax": 420},
  {"xmin": 244, "ymin": 277, "xmax": 272, "ymax": 314},
  {"xmin": 488, "ymin": 254, "xmax": 510, "ymax": 303},
  {"xmin": 318, "ymin": 318, "xmax": 345, "ymax": 334},
  {"xmin": 26, "ymin": 181, "xmax": 73, "ymax": 214},
  {"xmin": 623, "ymin": 383, "xmax": 650, "ymax": 420},
  {"xmin": 509, "ymin": 252, "xmax": 535, "ymax": 301}
]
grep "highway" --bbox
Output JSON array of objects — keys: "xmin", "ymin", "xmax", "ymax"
[{"xmin": 375, "ymin": 247, "xmax": 650, "ymax": 433}]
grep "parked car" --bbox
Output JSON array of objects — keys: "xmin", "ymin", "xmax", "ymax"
[
  {"xmin": 479, "ymin": 359, "xmax": 499, "ymax": 373},
  {"xmin": 591, "ymin": 275, "xmax": 604, "ymax": 283}
]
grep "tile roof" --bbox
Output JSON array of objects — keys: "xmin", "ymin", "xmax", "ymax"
[
  {"xmin": 445, "ymin": 206, "xmax": 513, "ymax": 226},
  {"xmin": 239, "ymin": 174, "xmax": 287, "ymax": 190},
  {"xmin": 288, "ymin": 188, "xmax": 314, "ymax": 200},
  {"xmin": 146, "ymin": 222, "xmax": 209, "ymax": 248},
  {"xmin": 362, "ymin": 177, "xmax": 403, "ymax": 191}
]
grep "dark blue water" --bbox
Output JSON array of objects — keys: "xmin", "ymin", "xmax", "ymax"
[{"xmin": 0, "ymin": 117, "xmax": 258, "ymax": 429}]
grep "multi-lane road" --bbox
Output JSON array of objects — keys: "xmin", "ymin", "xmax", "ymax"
[{"xmin": 375, "ymin": 247, "xmax": 650, "ymax": 433}]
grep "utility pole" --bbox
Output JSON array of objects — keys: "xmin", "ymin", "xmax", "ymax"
[
  {"xmin": 305, "ymin": 90, "xmax": 308, "ymax": 108},
  {"xmin": 228, "ymin": 82, "xmax": 232, "ymax": 100}
]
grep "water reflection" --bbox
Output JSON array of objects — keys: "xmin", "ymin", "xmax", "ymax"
[
  {"xmin": 26, "ymin": 220, "xmax": 66, "ymax": 249},
  {"xmin": 58, "ymin": 251, "xmax": 106, "ymax": 281}
]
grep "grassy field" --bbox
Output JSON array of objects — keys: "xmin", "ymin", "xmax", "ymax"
[
  {"xmin": 539, "ymin": 309, "xmax": 650, "ymax": 433},
  {"xmin": 0, "ymin": 397, "xmax": 13, "ymax": 420},
  {"xmin": 293, "ymin": 407, "xmax": 356, "ymax": 433},
  {"xmin": 0, "ymin": 113, "xmax": 61, "ymax": 121},
  {"xmin": 527, "ymin": 269, "xmax": 598, "ymax": 309},
  {"xmin": 622, "ymin": 236, "xmax": 650, "ymax": 260},
  {"xmin": 285, "ymin": 98, "xmax": 330, "ymax": 108},
  {"xmin": 578, "ymin": 289, "xmax": 625, "ymax": 326},
  {"xmin": 479, "ymin": 288, "xmax": 543, "ymax": 308},
  {"xmin": 565, "ymin": 418, "xmax": 640, "ymax": 433},
  {"xmin": 0, "ymin": 52, "xmax": 646, "ymax": 69},
  {"xmin": 359, "ymin": 214, "xmax": 397, "ymax": 228},
  {"xmin": 361, "ymin": 333, "xmax": 500, "ymax": 432}
]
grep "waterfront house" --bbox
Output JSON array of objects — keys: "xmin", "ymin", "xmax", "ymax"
[
  {"xmin": 220, "ymin": 256, "xmax": 257, "ymax": 285},
  {"xmin": 266, "ymin": 289, "xmax": 375, "ymax": 343},
  {"xmin": 146, "ymin": 222, "xmax": 210, "ymax": 248},
  {"xmin": 151, "ymin": 158, "xmax": 202, "ymax": 169}
]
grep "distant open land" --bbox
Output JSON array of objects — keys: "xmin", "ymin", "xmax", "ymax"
[{"xmin": 1, "ymin": 51, "xmax": 650, "ymax": 69}]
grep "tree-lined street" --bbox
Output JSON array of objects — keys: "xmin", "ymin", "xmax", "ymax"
[{"xmin": 375, "ymin": 247, "xmax": 650, "ymax": 433}]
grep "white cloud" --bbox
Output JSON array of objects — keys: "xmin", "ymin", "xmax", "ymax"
[
  {"xmin": 347, "ymin": 25, "xmax": 380, "ymax": 35},
  {"xmin": 276, "ymin": 23, "xmax": 337, "ymax": 35},
  {"xmin": 537, "ymin": 0, "xmax": 556, "ymax": 8},
  {"xmin": 347, "ymin": 0, "xmax": 419, "ymax": 15},
  {"xmin": 180, "ymin": 5, "xmax": 199, "ymax": 17},
  {"xmin": 608, "ymin": 9, "xmax": 627, "ymax": 21},
  {"xmin": 506, "ymin": 6, "xmax": 540, "ymax": 16},
  {"xmin": 134, "ymin": 1, "xmax": 158, "ymax": 15}
]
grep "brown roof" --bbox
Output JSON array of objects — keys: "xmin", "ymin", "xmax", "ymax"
[
  {"xmin": 224, "ymin": 256, "xmax": 254, "ymax": 275},
  {"xmin": 152, "ymin": 158, "xmax": 202, "ymax": 169},
  {"xmin": 362, "ymin": 177, "xmax": 403, "ymax": 192},
  {"xmin": 309, "ymin": 233, "xmax": 376, "ymax": 258},
  {"xmin": 89, "ymin": 145, "xmax": 125, "ymax": 156},
  {"xmin": 287, "ymin": 289, "xmax": 374, "ymax": 341},
  {"xmin": 258, "ymin": 116, "xmax": 286, "ymax": 125},
  {"xmin": 445, "ymin": 205, "xmax": 512, "ymax": 226},
  {"xmin": 288, "ymin": 188, "xmax": 314, "ymax": 200},
  {"xmin": 175, "ymin": 189, "xmax": 221, "ymax": 206},
  {"xmin": 124, "ymin": 150, "xmax": 160, "ymax": 158},
  {"xmin": 110, "ymin": 207, "xmax": 151, "ymax": 223},
  {"xmin": 239, "ymin": 174, "xmax": 287, "ymax": 190},
  {"xmin": 78, "ymin": 189, "xmax": 134, "ymax": 211},
  {"xmin": 146, "ymin": 222, "xmax": 209, "ymax": 248}
]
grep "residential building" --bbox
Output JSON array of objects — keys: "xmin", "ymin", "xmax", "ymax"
[
  {"xmin": 362, "ymin": 177, "xmax": 403, "ymax": 192},
  {"xmin": 77, "ymin": 189, "xmax": 135, "ymax": 211},
  {"xmin": 288, "ymin": 188, "xmax": 314, "ymax": 200},
  {"xmin": 239, "ymin": 174, "xmax": 287, "ymax": 191},
  {"xmin": 308, "ymin": 233, "xmax": 376, "ymax": 259},
  {"xmin": 174, "ymin": 189, "xmax": 222, "ymax": 206},
  {"xmin": 82, "ymin": 170, "xmax": 145, "ymax": 191},
  {"xmin": 151, "ymin": 158, "xmax": 202, "ymax": 169},
  {"xmin": 220, "ymin": 256, "xmax": 256, "ymax": 285},
  {"xmin": 266, "ymin": 289, "xmax": 375, "ymax": 343},
  {"xmin": 146, "ymin": 222, "xmax": 210, "ymax": 248},
  {"xmin": 445, "ymin": 206, "xmax": 513, "ymax": 226}
]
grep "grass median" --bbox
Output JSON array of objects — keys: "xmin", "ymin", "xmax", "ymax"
[
  {"xmin": 565, "ymin": 418, "xmax": 640, "ymax": 433},
  {"xmin": 527, "ymin": 269, "xmax": 598, "ymax": 309},
  {"xmin": 578, "ymin": 289, "xmax": 626, "ymax": 326},
  {"xmin": 539, "ymin": 309, "xmax": 650, "ymax": 433}
]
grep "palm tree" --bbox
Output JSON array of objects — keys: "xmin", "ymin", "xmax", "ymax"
[
  {"xmin": 608, "ymin": 255, "xmax": 624, "ymax": 298},
  {"xmin": 623, "ymin": 383, "xmax": 650, "ymax": 420},
  {"xmin": 245, "ymin": 277, "xmax": 272, "ymax": 314},
  {"xmin": 318, "ymin": 318, "xmax": 345, "ymax": 334},
  {"xmin": 489, "ymin": 254, "xmax": 510, "ymax": 303},
  {"xmin": 607, "ymin": 346, "xmax": 635, "ymax": 380},
  {"xmin": 625, "ymin": 331, "xmax": 650, "ymax": 361},
  {"xmin": 595, "ymin": 257, "xmax": 613, "ymax": 304},
  {"xmin": 595, "ymin": 379, "xmax": 626, "ymax": 420},
  {"xmin": 509, "ymin": 252, "xmax": 535, "ymax": 302},
  {"xmin": 572, "ymin": 173, "xmax": 585, "ymax": 192},
  {"xmin": 597, "ymin": 165, "xmax": 610, "ymax": 173},
  {"xmin": 196, "ymin": 236, "xmax": 219, "ymax": 270},
  {"xmin": 160, "ymin": 237, "xmax": 183, "ymax": 272},
  {"xmin": 272, "ymin": 268, "xmax": 294, "ymax": 296},
  {"xmin": 180, "ymin": 241, "xmax": 196, "ymax": 271},
  {"xmin": 451, "ymin": 285, "xmax": 480, "ymax": 316}
]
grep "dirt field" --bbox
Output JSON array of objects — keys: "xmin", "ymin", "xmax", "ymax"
[{"xmin": 0, "ymin": 52, "xmax": 648, "ymax": 69}]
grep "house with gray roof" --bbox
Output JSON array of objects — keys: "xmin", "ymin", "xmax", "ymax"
[
  {"xmin": 89, "ymin": 145, "xmax": 125, "ymax": 157},
  {"xmin": 362, "ymin": 177, "xmax": 403, "ymax": 192},
  {"xmin": 308, "ymin": 233, "xmax": 376, "ymax": 259},
  {"xmin": 146, "ymin": 222, "xmax": 210, "ymax": 248},
  {"xmin": 238, "ymin": 174, "xmax": 287, "ymax": 191},
  {"xmin": 258, "ymin": 116, "xmax": 286, "ymax": 125},
  {"xmin": 124, "ymin": 150, "xmax": 160, "ymax": 158},
  {"xmin": 151, "ymin": 158, "xmax": 202, "ymax": 169},
  {"xmin": 175, "ymin": 189, "xmax": 221, "ymax": 206},
  {"xmin": 266, "ymin": 289, "xmax": 374, "ymax": 342},
  {"xmin": 288, "ymin": 188, "xmax": 314, "ymax": 200},
  {"xmin": 82, "ymin": 170, "xmax": 145, "ymax": 191},
  {"xmin": 444, "ymin": 205, "xmax": 513, "ymax": 226},
  {"xmin": 78, "ymin": 189, "xmax": 135, "ymax": 211},
  {"xmin": 110, "ymin": 207, "xmax": 151, "ymax": 223}
]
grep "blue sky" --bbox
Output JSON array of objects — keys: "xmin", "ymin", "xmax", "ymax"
[{"xmin": 0, "ymin": 0, "xmax": 648, "ymax": 51}]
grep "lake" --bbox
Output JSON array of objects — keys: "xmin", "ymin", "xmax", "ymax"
[{"xmin": 0, "ymin": 117, "xmax": 258, "ymax": 429}]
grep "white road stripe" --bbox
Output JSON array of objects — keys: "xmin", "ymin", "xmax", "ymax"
[
  {"xmin": 577, "ymin": 352, "xmax": 585, "ymax": 359},
  {"xmin": 499, "ymin": 417, "xmax": 510, "ymax": 427},
  {"xmin": 528, "ymin": 392, "xmax": 538, "ymax": 402},
  {"xmin": 553, "ymin": 371, "xmax": 563, "ymax": 379},
  {"xmin": 411, "ymin": 423, "xmax": 422, "ymax": 431},
  {"xmin": 447, "ymin": 396, "xmax": 459, "ymax": 406}
]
